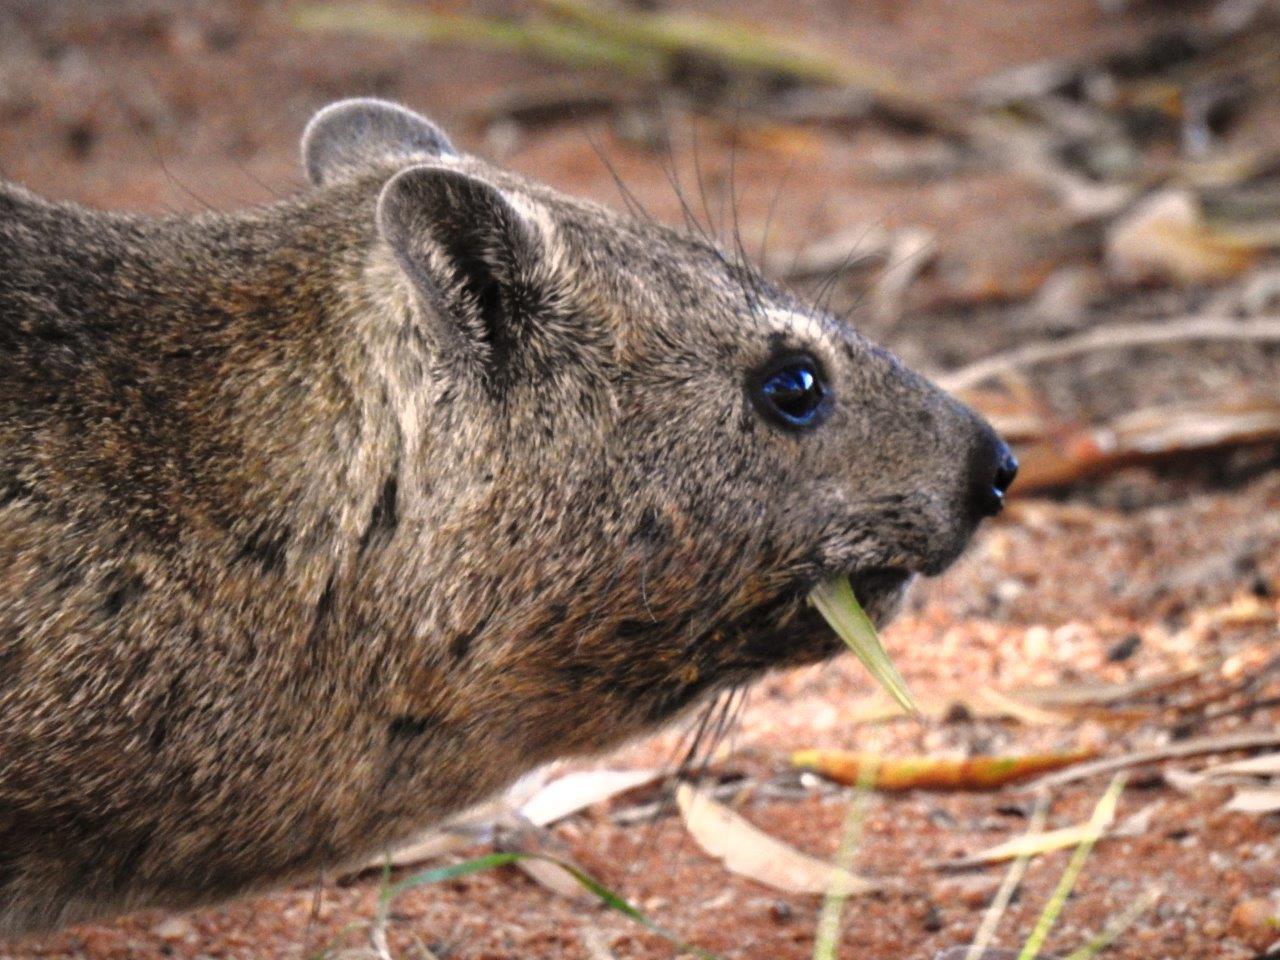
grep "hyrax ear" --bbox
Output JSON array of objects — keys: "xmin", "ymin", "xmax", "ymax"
[
  {"xmin": 301, "ymin": 98, "xmax": 455, "ymax": 187},
  {"xmin": 376, "ymin": 164, "xmax": 546, "ymax": 383}
]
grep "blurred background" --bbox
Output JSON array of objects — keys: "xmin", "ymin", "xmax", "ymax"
[{"xmin": 2, "ymin": 2, "xmax": 1279, "ymax": 959}]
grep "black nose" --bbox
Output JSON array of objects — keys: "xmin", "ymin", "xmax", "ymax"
[
  {"xmin": 969, "ymin": 434, "xmax": 1018, "ymax": 519},
  {"xmin": 993, "ymin": 444, "xmax": 1018, "ymax": 497}
]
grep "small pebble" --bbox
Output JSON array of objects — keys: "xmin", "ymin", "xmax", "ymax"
[
  {"xmin": 1230, "ymin": 897, "xmax": 1279, "ymax": 944},
  {"xmin": 922, "ymin": 902, "xmax": 944, "ymax": 932},
  {"xmin": 934, "ymin": 873, "xmax": 1001, "ymax": 910},
  {"xmin": 1223, "ymin": 901, "xmax": 1274, "ymax": 936},
  {"xmin": 1106, "ymin": 633, "xmax": 1142, "ymax": 662},
  {"xmin": 150, "ymin": 917, "xmax": 195, "ymax": 940}
]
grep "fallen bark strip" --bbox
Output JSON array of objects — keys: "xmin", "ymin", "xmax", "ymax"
[
  {"xmin": 1029, "ymin": 729, "xmax": 1280, "ymax": 790},
  {"xmin": 1015, "ymin": 663, "xmax": 1216, "ymax": 708},
  {"xmin": 938, "ymin": 316, "xmax": 1280, "ymax": 393},
  {"xmin": 1005, "ymin": 398, "xmax": 1280, "ymax": 494}
]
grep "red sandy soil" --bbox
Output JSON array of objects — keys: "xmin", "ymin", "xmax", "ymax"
[{"xmin": 1, "ymin": 2, "xmax": 1277, "ymax": 958}]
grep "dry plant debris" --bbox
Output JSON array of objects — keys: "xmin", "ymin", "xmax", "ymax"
[
  {"xmin": 674, "ymin": 784, "xmax": 880, "ymax": 897},
  {"xmin": 2, "ymin": 0, "xmax": 1280, "ymax": 957},
  {"xmin": 791, "ymin": 750, "xmax": 1096, "ymax": 792}
]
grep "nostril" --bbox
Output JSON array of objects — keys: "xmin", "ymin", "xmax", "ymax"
[
  {"xmin": 967, "ymin": 435, "xmax": 1018, "ymax": 520},
  {"xmin": 992, "ymin": 445, "xmax": 1018, "ymax": 496}
]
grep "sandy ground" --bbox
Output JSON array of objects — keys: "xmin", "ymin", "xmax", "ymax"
[{"xmin": 1, "ymin": 1, "xmax": 1278, "ymax": 958}]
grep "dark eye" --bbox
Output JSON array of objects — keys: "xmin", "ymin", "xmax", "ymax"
[{"xmin": 753, "ymin": 356, "xmax": 830, "ymax": 429}]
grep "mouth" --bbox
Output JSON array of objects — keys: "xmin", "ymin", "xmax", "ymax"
[
  {"xmin": 847, "ymin": 566, "xmax": 912, "ymax": 614},
  {"xmin": 807, "ymin": 566, "xmax": 917, "ymax": 713}
]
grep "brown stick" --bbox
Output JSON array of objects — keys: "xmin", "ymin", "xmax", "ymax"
[
  {"xmin": 938, "ymin": 317, "xmax": 1280, "ymax": 393},
  {"xmin": 1029, "ymin": 729, "xmax": 1280, "ymax": 790}
]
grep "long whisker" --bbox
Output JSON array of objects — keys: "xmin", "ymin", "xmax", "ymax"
[
  {"xmin": 638, "ymin": 544, "xmax": 658, "ymax": 624},
  {"xmin": 836, "ymin": 222, "xmax": 937, "ymax": 331},
  {"xmin": 654, "ymin": 102, "xmax": 718, "ymax": 244},
  {"xmin": 689, "ymin": 683, "xmax": 746, "ymax": 786},
  {"xmin": 688, "ymin": 117, "xmax": 720, "ymax": 246},
  {"xmin": 629, "ymin": 691, "xmax": 726, "ymax": 866},
  {"xmin": 582, "ymin": 124, "xmax": 652, "ymax": 222},
  {"xmin": 758, "ymin": 155, "xmax": 799, "ymax": 276}
]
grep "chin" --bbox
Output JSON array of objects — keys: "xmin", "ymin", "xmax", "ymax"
[
  {"xmin": 727, "ymin": 567, "xmax": 915, "ymax": 675},
  {"xmin": 849, "ymin": 566, "xmax": 914, "ymax": 627}
]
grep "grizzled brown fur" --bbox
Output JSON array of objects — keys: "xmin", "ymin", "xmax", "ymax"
[{"xmin": 0, "ymin": 100, "xmax": 1010, "ymax": 938}]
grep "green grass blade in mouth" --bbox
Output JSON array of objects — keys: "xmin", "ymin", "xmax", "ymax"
[{"xmin": 809, "ymin": 575, "xmax": 918, "ymax": 715}]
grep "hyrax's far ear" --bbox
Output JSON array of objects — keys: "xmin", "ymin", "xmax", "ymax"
[
  {"xmin": 301, "ymin": 98, "xmax": 455, "ymax": 187},
  {"xmin": 377, "ymin": 164, "xmax": 545, "ymax": 380}
]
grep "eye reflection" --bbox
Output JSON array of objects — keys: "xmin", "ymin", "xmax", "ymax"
[{"xmin": 757, "ymin": 358, "xmax": 827, "ymax": 427}]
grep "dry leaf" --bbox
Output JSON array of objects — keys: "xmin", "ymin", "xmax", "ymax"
[
  {"xmin": 494, "ymin": 815, "xmax": 597, "ymax": 904},
  {"xmin": 980, "ymin": 395, "xmax": 1280, "ymax": 495},
  {"xmin": 1169, "ymin": 752, "xmax": 1280, "ymax": 816},
  {"xmin": 1198, "ymin": 752, "xmax": 1280, "ymax": 779},
  {"xmin": 1226, "ymin": 787, "xmax": 1280, "ymax": 815},
  {"xmin": 1163, "ymin": 767, "xmax": 1207, "ymax": 793},
  {"xmin": 1165, "ymin": 751, "xmax": 1280, "ymax": 797},
  {"xmin": 519, "ymin": 769, "xmax": 662, "ymax": 827},
  {"xmin": 1113, "ymin": 799, "xmax": 1163, "ymax": 837},
  {"xmin": 1107, "ymin": 189, "xmax": 1262, "ymax": 284},
  {"xmin": 792, "ymin": 749, "xmax": 1094, "ymax": 792},
  {"xmin": 943, "ymin": 824, "xmax": 1103, "ymax": 868},
  {"xmin": 367, "ymin": 768, "xmax": 660, "ymax": 872},
  {"xmin": 371, "ymin": 802, "xmax": 508, "ymax": 870},
  {"xmin": 675, "ymin": 784, "xmax": 878, "ymax": 895},
  {"xmin": 514, "ymin": 857, "xmax": 594, "ymax": 902}
]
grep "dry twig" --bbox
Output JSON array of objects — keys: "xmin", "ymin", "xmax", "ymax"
[
  {"xmin": 939, "ymin": 316, "xmax": 1280, "ymax": 393},
  {"xmin": 1030, "ymin": 729, "xmax": 1280, "ymax": 790}
]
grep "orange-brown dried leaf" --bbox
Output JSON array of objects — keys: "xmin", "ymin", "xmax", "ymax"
[{"xmin": 792, "ymin": 749, "xmax": 1096, "ymax": 791}]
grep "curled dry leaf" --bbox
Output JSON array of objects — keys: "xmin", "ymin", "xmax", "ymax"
[
  {"xmin": 980, "ymin": 395, "xmax": 1280, "ymax": 495},
  {"xmin": 675, "ymin": 784, "xmax": 879, "ymax": 896},
  {"xmin": 792, "ymin": 749, "xmax": 1095, "ymax": 792}
]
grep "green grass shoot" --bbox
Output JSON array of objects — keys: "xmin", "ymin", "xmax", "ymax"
[
  {"xmin": 809, "ymin": 575, "xmax": 918, "ymax": 714},
  {"xmin": 1016, "ymin": 775, "xmax": 1126, "ymax": 960}
]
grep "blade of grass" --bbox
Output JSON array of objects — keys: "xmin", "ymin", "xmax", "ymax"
[
  {"xmin": 809, "ymin": 575, "xmax": 918, "ymax": 714},
  {"xmin": 378, "ymin": 851, "xmax": 721, "ymax": 960},
  {"xmin": 309, "ymin": 919, "xmax": 375, "ymax": 960},
  {"xmin": 1016, "ymin": 776, "xmax": 1126, "ymax": 960},
  {"xmin": 539, "ymin": 0, "xmax": 857, "ymax": 85},
  {"xmin": 812, "ymin": 757, "xmax": 879, "ymax": 960},
  {"xmin": 294, "ymin": 4, "xmax": 660, "ymax": 74},
  {"xmin": 964, "ymin": 793, "xmax": 1052, "ymax": 960},
  {"xmin": 1061, "ymin": 885, "xmax": 1162, "ymax": 960},
  {"xmin": 368, "ymin": 857, "xmax": 397, "ymax": 960}
]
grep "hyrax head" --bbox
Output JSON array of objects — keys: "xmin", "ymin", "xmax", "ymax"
[{"xmin": 305, "ymin": 100, "xmax": 1016, "ymax": 735}]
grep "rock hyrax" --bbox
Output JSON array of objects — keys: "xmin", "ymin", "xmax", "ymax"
[{"xmin": 0, "ymin": 98, "xmax": 1016, "ymax": 938}]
